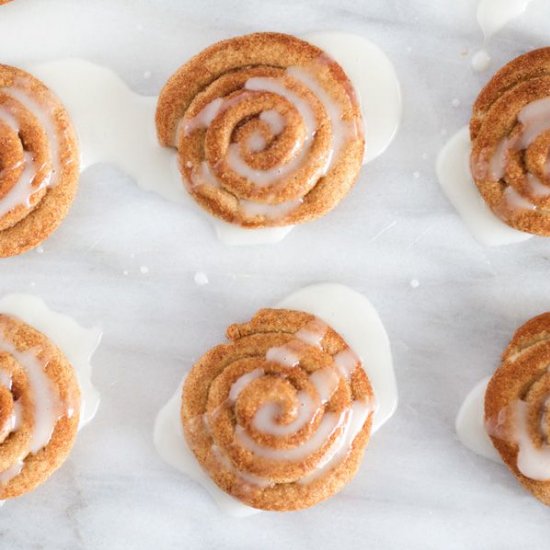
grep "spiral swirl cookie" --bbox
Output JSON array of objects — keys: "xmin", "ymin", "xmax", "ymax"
[
  {"xmin": 182, "ymin": 308, "xmax": 375, "ymax": 511},
  {"xmin": 156, "ymin": 32, "xmax": 364, "ymax": 228},
  {"xmin": 0, "ymin": 314, "xmax": 80, "ymax": 499},
  {"xmin": 485, "ymin": 313, "xmax": 550, "ymax": 504},
  {"xmin": 470, "ymin": 48, "xmax": 550, "ymax": 236},
  {"xmin": 0, "ymin": 65, "xmax": 79, "ymax": 257}
]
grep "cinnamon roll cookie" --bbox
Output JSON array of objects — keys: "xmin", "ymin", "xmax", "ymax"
[
  {"xmin": 156, "ymin": 32, "xmax": 364, "ymax": 228},
  {"xmin": 485, "ymin": 313, "xmax": 550, "ymax": 504},
  {"xmin": 174, "ymin": 308, "xmax": 375, "ymax": 512},
  {"xmin": 470, "ymin": 48, "xmax": 550, "ymax": 236},
  {"xmin": 0, "ymin": 65, "xmax": 79, "ymax": 257},
  {"xmin": 0, "ymin": 313, "xmax": 80, "ymax": 499}
]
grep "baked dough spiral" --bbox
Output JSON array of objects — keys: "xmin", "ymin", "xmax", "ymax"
[
  {"xmin": 0, "ymin": 314, "xmax": 80, "ymax": 499},
  {"xmin": 0, "ymin": 65, "xmax": 79, "ymax": 257},
  {"xmin": 485, "ymin": 313, "xmax": 550, "ymax": 505},
  {"xmin": 156, "ymin": 32, "xmax": 364, "ymax": 228},
  {"xmin": 470, "ymin": 48, "xmax": 550, "ymax": 235},
  {"xmin": 181, "ymin": 308, "xmax": 375, "ymax": 511}
]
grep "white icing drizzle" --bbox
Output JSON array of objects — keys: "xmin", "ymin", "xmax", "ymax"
[
  {"xmin": 513, "ymin": 400, "xmax": 550, "ymax": 481},
  {"xmin": 488, "ymin": 97, "xmax": 550, "ymax": 185},
  {"xmin": 182, "ymin": 98, "xmax": 223, "ymax": 136},
  {"xmin": 502, "ymin": 185, "xmax": 536, "ymax": 211},
  {"xmin": 265, "ymin": 344, "xmax": 300, "ymax": 367},
  {"xmin": 0, "ymin": 370, "xmax": 21, "ymax": 443},
  {"xmin": 210, "ymin": 445, "xmax": 273, "ymax": 489},
  {"xmin": 227, "ymin": 317, "xmax": 373, "ymax": 477},
  {"xmin": 299, "ymin": 399, "xmax": 371, "ymax": 483},
  {"xmin": 154, "ymin": 285, "xmax": 396, "ymax": 516},
  {"xmin": 228, "ymin": 368, "xmax": 263, "ymax": 402},
  {"xmin": 181, "ymin": 64, "xmax": 355, "ymax": 222},
  {"xmin": 260, "ymin": 109, "xmax": 285, "ymax": 135},
  {"xmin": 436, "ymin": 126, "xmax": 532, "ymax": 246},
  {"xmin": 334, "ymin": 348, "xmax": 360, "ymax": 379},
  {"xmin": 235, "ymin": 411, "xmax": 344, "ymax": 462},
  {"xmin": 526, "ymin": 173, "xmax": 550, "ymax": 198},
  {"xmin": 457, "ymin": 378, "xmax": 550, "ymax": 480},
  {"xmin": 295, "ymin": 318, "xmax": 327, "ymax": 348},
  {"xmin": 0, "ymin": 337, "xmax": 61, "ymax": 485},
  {"xmin": 0, "ymin": 153, "xmax": 38, "ymax": 219},
  {"xmin": 239, "ymin": 198, "xmax": 303, "ymax": 220},
  {"xmin": 0, "ymin": 78, "xmax": 68, "ymax": 219},
  {"xmin": 252, "ymin": 392, "xmax": 316, "ymax": 437}
]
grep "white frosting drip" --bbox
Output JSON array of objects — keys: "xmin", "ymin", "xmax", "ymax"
[
  {"xmin": 517, "ymin": 97, "xmax": 550, "ymax": 148},
  {"xmin": 295, "ymin": 318, "xmax": 327, "ymax": 348},
  {"xmin": 514, "ymin": 400, "xmax": 550, "ymax": 481},
  {"xmin": 287, "ymin": 65, "xmax": 353, "ymax": 165},
  {"xmin": 3, "ymin": 84, "xmax": 61, "ymax": 180},
  {"xmin": 247, "ymin": 133, "xmax": 267, "ymax": 152},
  {"xmin": 299, "ymin": 399, "xmax": 372, "ymax": 483},
  {"xmin": 182, "ymin": 98, "xmax": 223, "ymax": 136},
  {"xmin": 0, "ymin": 153, "xmax": 38, "ymax": 219},
  {"xmin": 228, "ymin": 369, "xmax": 263, "ymax": 402},
  {"xmin": 154, "ymin": 283, "xmax": 397, "ymax": 516},
  {"xmin": 334, "ymin": 348, "xmax": 360, "ymax": 379},
  {"xmin": 239, "ymin": 198, "xmax": 302, "ymax": 220},
  {"xmin": 260, "ymin": 109, "xmax": 285, "ymax": 135},
  {"xmin": 457, "ymin": 378, "xmax": 550, "ymax": 481},
  {"xmin": 436, "ymin": 126, "xmax": 532, "ymax": 246},
  {"xmin": 236, "ymin": 411, "xmax": 343, "ymax": 462},
  {"xmin": 0, "ymin": 369, "xmax": 12, "ymax": 389},
  {"xmin": 502, "ymin": 185, "xmax": 536, "ymax": 211},
  {"xmin": 526, "ymin": 173, "xmax": 550, "ymax": 198},
  {"xmin": 252, "ymin": 392, "xmax": 316, "ymax": 437},
  {"xmin": 309, "ymin": 366, "xmax": 340, "ymax": 404},
  {"xmin": 222, "ymin": 74, "xmax": 318, "ymax": 189},
  {"xmin": 488, "ymin": 97, "xmax": 550, "ymax": 183},
  {"xmin": 0, "ymin": 337, "xmax": 61, "ymax": 484},
  {"xmin": 265, "ymin": 344, "xmax": 300, "ymax": 367}
]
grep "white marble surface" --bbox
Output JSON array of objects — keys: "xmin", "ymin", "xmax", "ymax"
[{"xmin": 1, "ymin": 0, "xmax": 550, "ymax": 548}]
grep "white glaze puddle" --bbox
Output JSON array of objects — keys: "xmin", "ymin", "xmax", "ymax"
[
  {"xmin": 303, "ymin": 31, "xmax": 401, "ymax": 164},
  {"xmin": 472, "ymin": 0, "xmax": 534, "ymax": 72},
  {"xmin": 154, "ymin": 283, "xmax": 397, "ymax": 517},
  {"xmin": 0, "ymin": 293, "xmax": 101, "ymax": 428},
  {"xmin": 455, "ymin": 377, "xmax": 500, "ymax": 462},
  {"xmin": 436, "ymin": 126, "xmax": 532, "ymax": 246},
  {"xmin": 28, "ymin": 31, "xmax": 400, "ymax": 246}
]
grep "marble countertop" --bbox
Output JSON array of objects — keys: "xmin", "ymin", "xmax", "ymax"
[{"xmin": 1, "ymin": 0, "xmax": 550, "ymax": 548}]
